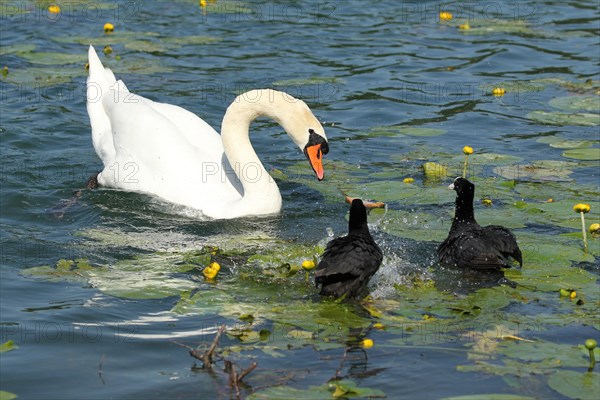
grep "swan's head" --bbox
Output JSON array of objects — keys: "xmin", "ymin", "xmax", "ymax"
[
  {"xmin": 226, "ymin": 89, "xmax": 329, "ymax": 181},
  {"xmin": 276, "ymin": 96, "xmax": 328, "ymax": 181}
]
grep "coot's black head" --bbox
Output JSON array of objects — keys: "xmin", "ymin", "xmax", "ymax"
[
  {"xmin": 449, "ymin": 177, "xmax": 475, "ymax": 197},
  {"xmin": 349, "ymin": 199, "xmax": 368, "ymax": 232}
]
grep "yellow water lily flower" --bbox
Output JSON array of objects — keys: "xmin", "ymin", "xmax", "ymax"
[
  {"xmin": 482, "ymin": 198, "xmax": 492, "ymax": 206},
  {"xmin": 403, "ymin": 177, "xmax": 415, "ymax": 184},
  {"xmin": 48, "ymin": 5, "xmax": 60, "ymax": 13},
  {"xmin": 301, "ymin": 260, "xmax": 315, "ymax": 270},
  {"xmin": 590, "ymin": 223, "xmax": 600, "ymax": 235},
  {"xmin": 459, "ymin": 23, "xmax": 470, "ymax": 30},
  {"xmin": 200, "ymin": 0, "xmax": 207, "ymax": 7},
  {"xmin": 492, "ymin": 87, "xmax": 506, "ymax": 96},
  {"xmin": 439, "ymin": 12, "xmax": 453, "ymax": 21},
  {"xmin": 373, "ymin": 323, "xmax": 385, "ymax": 330},
  {"xmin": 360, "ymin": 338, "xmax": 374, "ymax": 348},
  {"xmin": 461, "ymin": 146, "xmax": 473, "ymax": 178},
  {"xmin": 202, "ymin": 262, "xmax": 220, "ymax": 280},
  {"xmin": 573, "ymin": 204, "xmax": 591, "ymax": 252},
  {"xmin": 104, "ymin": 23, "xmax": 115, "ymax": 33},
  {"xmin": 573, "ymin": 204, "xmax": 591, "ymax": 213}
]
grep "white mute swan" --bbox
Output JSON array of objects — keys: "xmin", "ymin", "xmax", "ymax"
[{"xmin": 85, "ymin": 45, "xmax": 329, "ymax": 219}]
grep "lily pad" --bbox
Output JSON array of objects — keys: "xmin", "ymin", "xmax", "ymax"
[
  {"xmin": 15, "ymin": 51, "xmax": 87, "ymax": 66},
  {"xmin": 124, "ymin": 40, "xmax": 170, "ymax": 53},
  {"xmin": 536, "ymin": 136, "xmax": 595, "ymax": 149},
  {"xmin": 0, "ymin": 43, "xmax": 36, "ymax": 55},
  {"xmin": 368, "ymin": 126, "xmax": 446, "ymax": 137},
  {"xmin": 442, "ymin": 395, "xmax": 536, "ymax": 400},
  {"xmin": 493, "ymin": 163, "xmax": 574, "ymax": 182},
  {"xmin": 273, "ymin": 76, "xmax": 342, "ymax": 86},
  {"xmin": 0, "ymin": 66, "xmax": 84, "ymax": 87},
  {"xmin": 549, "ymin": 95, "xmax": 600, "ymax": 112},
  {"xmin": 249, "ymin": 380, "xmax": 385, "ymax": 400},
  {"xmin": 52, "ymin": 32, "xmax": 160, "ymax": 46},
  {"xmin": 547, "ymin": 370, "xmax": 600, "ymax": 400},
  {"xmin": 455, "ymin": 18, "xmax": 547, "ymax": 37},
  {"xmin": 423, "ymin": 162, "xmax": 449, "ymax": 180},
  {"xmin": 527, "ymin": 111, "xmax": 600, "ymax": 126},
  {"xmin": 0, "ymin": 340, "xmax": 18, "ymax": 353},
  {"xmin": 0, "ymin": 392, "xmax": 18, "ymax": 400},
  {"xmin": 562, "ymin": 148, "xmax": 600, "ymax": 161}
]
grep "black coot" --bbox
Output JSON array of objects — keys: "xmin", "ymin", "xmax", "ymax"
[
  {"xmin": 315, "ymin": 199, "xmax": 383, "ymax": 299},
  {"xmin": 438, "ymin": 177, "xmax": 523, "ymax": 269}
]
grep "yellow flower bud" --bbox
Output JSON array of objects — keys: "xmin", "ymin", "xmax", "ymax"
[
  {"xmin": 458, "ymin": 23, "xmax": 470, "ymax": 30},
  {"xmin": 103, "ymin": 45, "xmax": 113, "ymax": 55},
  {"xmin": 573, "ymin": 204, "xmax": 591, "ymax": 213},
  {"xmin": 439, "ymin": 12, "xmax": 453, "ymax": 20},
  {"xmin": 48, "ymin": 5, "xmax": 61, "ymax": 13},
  {"xmin": 570, "ymin": 291, "xmax": 577, "ymax": 299},
  {"xmin": 209, "ymin": 261, "xmax": 221, "ymax": 271},
  {"xmin": 403, "ymin": 177, "xmax": 415, "ymax": 184},
  {"xmin": 360, "ymin": 338, "xmax": 374, "ymax": 348},
  {"xmin": 104, "ymin": 23, "xmax": 115, "ymax": 33},
  {"xmin": 492, "ymin": 87, "xmax": 506, "ymax": 96},
  {"xmin": 301, "ymin": 260, "xmax": 315, "ymax": 270},
  {"xmin": 590, "ymin": 223, "xmax": 600, "ymax": 234},
  {"xmin": 482, "ymin": 198, "xmax": 492, "ymax": 206},
  {"xmin": 373, "ymin": 323, "xmax": 385, "ymax": 330},
  {"xmin": 200, "ymin": 0, "xmax": 207, "ymax": 7},
  {"xmin": 463, "ymin": 146, "xmax": 474, "ymax": 155}
]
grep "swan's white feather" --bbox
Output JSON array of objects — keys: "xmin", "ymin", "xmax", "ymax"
[{"xmin": 85, "ymin": 45, "xmax": 325, "ymax": 219}]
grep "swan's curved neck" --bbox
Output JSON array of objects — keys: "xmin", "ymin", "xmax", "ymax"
[{"xmin": 220, "ymin": 93, "xmax": 283, "ymax": 216}]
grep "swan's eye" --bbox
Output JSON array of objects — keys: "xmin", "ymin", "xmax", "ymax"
[{"xmin": 307, "ymin": 129, "xmax": 329, "ymax": 154}]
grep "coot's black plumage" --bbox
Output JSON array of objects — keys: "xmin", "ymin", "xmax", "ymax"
[
  {"xmin": 315, "ymin": 199, "xmax": 383, "ymax": 299},
  {"xmin": 438, "ymin": 177, "xmax": 523, "ymax": 269}
]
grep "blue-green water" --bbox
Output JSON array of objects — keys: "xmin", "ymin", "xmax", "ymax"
[{"xmin": 1, "ymin": 1, "xmax": 599, "ymax": 399}]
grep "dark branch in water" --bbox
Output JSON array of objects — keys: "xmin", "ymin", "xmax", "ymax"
[{"xmin": 98, "ymin": 353, "xmax": 106, "ymax": 385}]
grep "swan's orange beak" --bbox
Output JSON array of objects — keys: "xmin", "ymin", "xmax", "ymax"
[{"xmin": 305, "ymin": 144, "xmax": 324, "ymax": 181}]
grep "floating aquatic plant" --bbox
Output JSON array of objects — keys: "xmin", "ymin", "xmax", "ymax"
[
  {"xmin": 462, "ymin": 146, "xmax": 473, "ymax": 178},
  {"xmin": 103, "ymin": 23, "xmax": 114, "ymax": 33},
  {"xmin": 492, "ymin": 87, "xmax": 506, "ymax": 96},
  {"xmin": 586, "ymin": 339, "xmax": 597, "ymax": 370},
  {"xmin": 573, "ymin": 203, "xmax": 591, "ymax": 252},
  {"xmin": 439, "ymin": 12, "xmax": 453, "ymax": 21}
]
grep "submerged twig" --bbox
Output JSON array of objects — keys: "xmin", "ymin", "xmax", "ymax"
[
  {"xmin": 171, "ymin": 324, "xmax": 226, "ymax": 368},
  {"xmin": 238, "ymin": 362, "xmax": 257, "ymax": 382},
  {"xmin": 98, "ymin": 353, "xmax": 106, "ymax": 385},
  {"xmin": 201, "ymin": 324, "xmax": 226, "ymax": 367}
]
